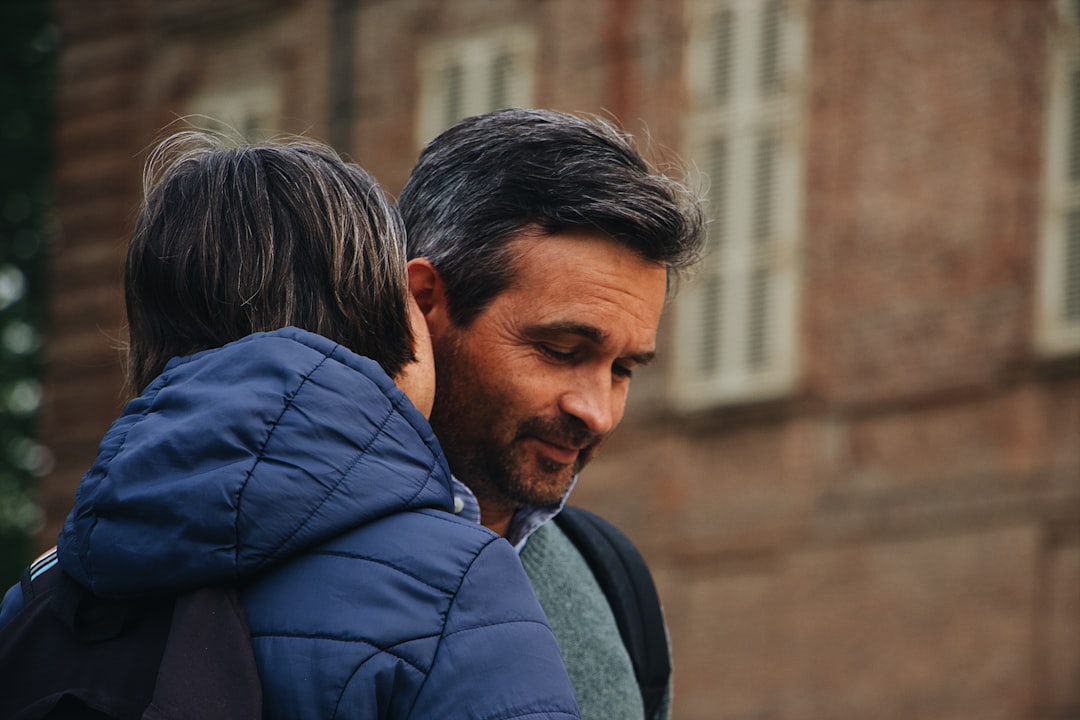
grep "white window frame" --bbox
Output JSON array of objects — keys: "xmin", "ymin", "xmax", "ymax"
[
  {"xmin": 416, "ymin": 26, "xmax": 536, "ymax": 148},
  {"xmin": 673, "ymin": 0, "xmax": 808, "ymax": 410},
  {"xmin": 185, "ymin": 80, "xmax": 282, "ymax": 141},
  {"xmin": 1038, "ymin": 0, "xmax": 1080, "ymax": 356}
]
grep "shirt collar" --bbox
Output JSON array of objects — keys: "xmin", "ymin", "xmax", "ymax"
[{"xmin": 449, "ymin": 475, "xmax": 576, "ymax": 552}]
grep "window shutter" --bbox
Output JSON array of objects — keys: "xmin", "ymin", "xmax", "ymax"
[
  {"xmin": 758, "ymin": 0, "xmax": 784, "ymax": 97},
  {"xmin": 489, "ymin": 50, "xmax": 513, "ymax": 109},
  {"xmin": 698, "ymin": 135, "xmax": 729, "ymax": 376},
  {"xmin": 708, "ymin": 8, "xmax": 735, "ymax": 106},
  {"xmin": 1066, "ymin": 209, "xmax": 1080, "ymax": 322},
  {"xmin": 442, "ymin": 62, "xmax": 465, "ymax": 128},
  {"xmin": 1037, "ymin": 0, "xmax": 1080, "ymax": 354},
  {"xmin": 417, "ymin": 27, "xmax": 536, "ymax": 148},
  {"xmin": 675, "ymin": 0, "xmax": 805, "ymax": 408},
  {"xmin": 1066, "ymin": 66, "xmax": 1080, "ymax": 324},
  {"xmin": 185, "ymin": 78, "xmax": 282, "ymax": 141},
  {"xmin": 747, "ymin": 132, "xmax": 779, "ymax": 370}
]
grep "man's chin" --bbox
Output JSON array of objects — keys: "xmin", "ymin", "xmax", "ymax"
[{"xmin": 507, "ymin": 469, "xmax": 576, "ymax": 508}]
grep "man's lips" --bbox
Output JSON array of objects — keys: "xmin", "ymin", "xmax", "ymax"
[{"xmin": 526, "ymin": 436, "xmax": 580, "ymax": 466}]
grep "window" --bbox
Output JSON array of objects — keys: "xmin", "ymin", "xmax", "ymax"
[
  {"xmin": 1038, "ymin": 0, "xmax": 1080, "ymax": 356},
  {"xmin": 185, "ymin": 78, "xmax": 282, "ymax": 142},
  {"xmin": 416, "ymin": 26, "xmax": 536, "ymax": 147},
  {"xmin": 673, "ymin": 0, "xmax": 807, "ymax": 410}
]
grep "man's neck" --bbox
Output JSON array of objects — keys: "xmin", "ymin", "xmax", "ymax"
[{"xmin": 478, "ymin": 500, "xmax": 515, "ymax": 537}]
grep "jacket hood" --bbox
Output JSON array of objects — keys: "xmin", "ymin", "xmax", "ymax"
[{"xmin": 58, "ymin": 328, "xmax": 453, "ymax": 597}]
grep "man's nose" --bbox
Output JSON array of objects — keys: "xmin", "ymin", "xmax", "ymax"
[{"xmin": 558, "ymin": 374, "xmax": 624, "ymax": 437}]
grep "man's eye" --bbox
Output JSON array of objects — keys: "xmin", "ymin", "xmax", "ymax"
[
  {"xmin": 613, "ymin": 363, "xmax": 634, "ymax": 379},
  {"xmin": 540, "ymin": 345, "xmax": 575, "ymax": 361}
]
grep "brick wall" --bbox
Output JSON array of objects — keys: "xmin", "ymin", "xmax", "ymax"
[
  {"xmin": 575, "ymin": 2, "xmax": 1080, "ymax": 718},
  {"xmin": 41, "ymin": 0, "xmax": 148, "ymax": 543},
  {"xmin": 40, "ymin": 1, "xmax": 1079, "ymax": 718}
]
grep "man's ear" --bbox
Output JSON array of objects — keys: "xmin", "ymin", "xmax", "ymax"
[{"xmin": 407, "ymin": 258, "xmax": 452, "ymax": 337}]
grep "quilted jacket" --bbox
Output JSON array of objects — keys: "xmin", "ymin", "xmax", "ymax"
[{"xmin": 1, "ymin": 328, "xmax": 580, "ymax": 720}]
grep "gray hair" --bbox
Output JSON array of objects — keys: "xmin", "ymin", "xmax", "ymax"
[{"xmin": 399, "ymin": 108, "xmax": 705, "ymax": 325}]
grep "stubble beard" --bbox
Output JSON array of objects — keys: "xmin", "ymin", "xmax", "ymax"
[{"xmin": 429, "ymin": 333, "xmax": 603, "ymax": 512}]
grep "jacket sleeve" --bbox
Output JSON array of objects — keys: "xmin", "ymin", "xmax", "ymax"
[{"xmin": 408, "ymin": 537, "xmax": 581, "ymax": 720}]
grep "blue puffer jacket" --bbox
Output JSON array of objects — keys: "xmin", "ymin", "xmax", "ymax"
[{"xmin": 0, "ymin": 328, "xmax": 580, "ymax": 720}]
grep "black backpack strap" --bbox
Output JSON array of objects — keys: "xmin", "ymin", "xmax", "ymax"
[
  {"xmin": 0, "ymin": 552, "xmax": 261, "ymax": 720},
  {"xmin": 144, "ymin": 585, "xmax": 262, "ymax": 720},
  {"xmin": 0, "ymin": 557, "xmax": 171, "ymax": 720},
  {"xmin": 554, "ymin": 505, "xmax": 670, "ymax": 720}
]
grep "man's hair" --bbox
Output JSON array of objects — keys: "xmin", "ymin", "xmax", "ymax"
[
  {"xmin": 398, "ymin": 107, "xmax": 705, "ymax": 325},
  {"xmin": 125, "ymin": 131, "xmax": 414, "ymax": 392}
]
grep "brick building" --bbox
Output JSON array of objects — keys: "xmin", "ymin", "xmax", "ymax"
[{"xmin": 41, "ymin": 0, "xmax": 1080, "ymax": 718}]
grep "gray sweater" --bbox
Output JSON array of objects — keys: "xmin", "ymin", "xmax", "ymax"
[{"xmin": 520, "ymin": 520, "xmax": 672, "ymax": 720}]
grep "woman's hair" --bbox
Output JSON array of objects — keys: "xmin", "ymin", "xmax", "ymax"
[{"xmin": 125, "ymin": 131, "xmax": 414, "ymax": 392}]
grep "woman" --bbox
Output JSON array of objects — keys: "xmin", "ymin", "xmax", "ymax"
[{"xmin": 0, "ymin": 132, "xmax": 580, "ymax": 720}]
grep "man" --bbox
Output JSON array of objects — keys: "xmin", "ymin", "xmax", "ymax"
[{"xmin": 399, "ymin": 108, "xmax": 704, "ymax": 720}]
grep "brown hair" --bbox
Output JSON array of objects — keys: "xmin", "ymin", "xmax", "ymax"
[{"xmin": 125, "ymin": 131, "xmax": 414, "ymax": 392}]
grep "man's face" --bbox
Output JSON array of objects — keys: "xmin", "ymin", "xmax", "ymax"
[{"xmin": 415, "ymin": 229, "xmax": 668, "ymax": 518}]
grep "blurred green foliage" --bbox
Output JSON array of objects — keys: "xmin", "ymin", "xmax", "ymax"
[{"xmin": 0, "ymin": 1, "xmax": 56, "ymax": 586}]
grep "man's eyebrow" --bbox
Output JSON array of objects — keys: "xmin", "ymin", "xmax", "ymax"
[
  {"xmin": 627, "ymin": 350, "xmax": 657, "ymax": 366},
  {"xmin": 529, "ymin": 322, "xmax": 657, "ymax": 365}
]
